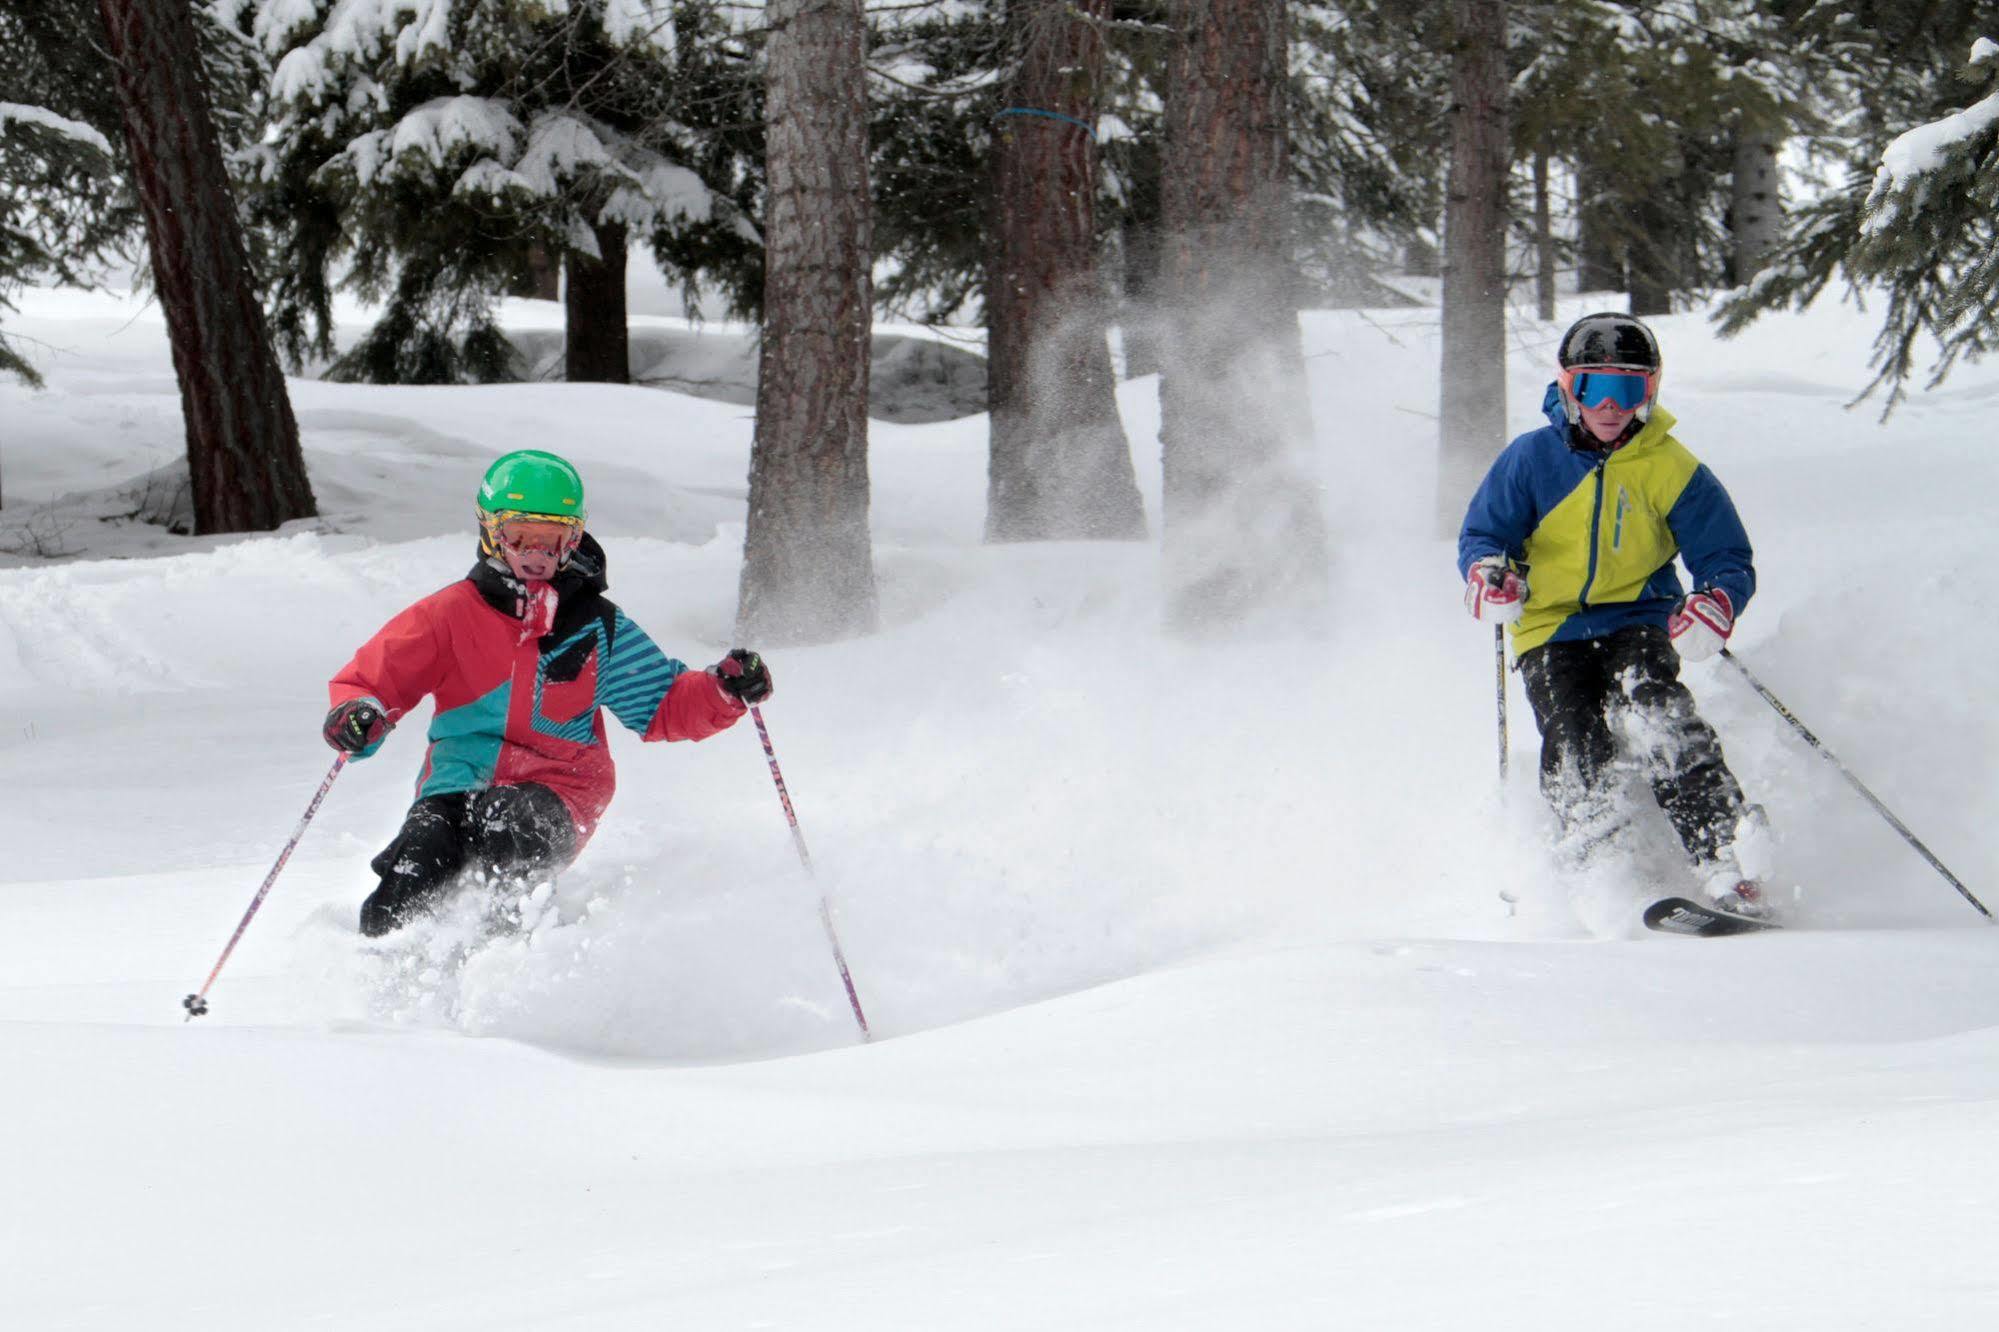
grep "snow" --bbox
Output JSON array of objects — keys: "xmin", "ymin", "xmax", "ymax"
[
  {"xmin": 604, "ymin": 0, "xmax": 676, "ymax": 54},
  {"xmin": 516, "ymin": 112, "xmax": 618, "ymax": 200},
  {"xmin": 388, "ymin": 96, "xmax": 526, "ymax": 170},
  {"xmin": 1864, "ymin": 37, "xmax": 1999, "ymax": 227},
  {"xmin": 5, "ymin": 279, "xmax": 1999, "ymax": 1328},
  {"xmin": 0, "ymin": 102, "xmax": 115, "ymax": 157}
]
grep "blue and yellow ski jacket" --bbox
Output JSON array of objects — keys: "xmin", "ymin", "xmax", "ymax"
[{"xmin": 1457, "ymin": 384, "xmax": 1755, "ymax": 656}]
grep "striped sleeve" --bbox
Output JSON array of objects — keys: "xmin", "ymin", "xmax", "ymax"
[{"xmin": 597, "ymin": 610, "xmax": 688, "ymax": 735}]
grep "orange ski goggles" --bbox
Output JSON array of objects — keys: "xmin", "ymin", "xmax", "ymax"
[{"xmin": 483, "ymin": 511, "xmax": 583, "ymax": 559}]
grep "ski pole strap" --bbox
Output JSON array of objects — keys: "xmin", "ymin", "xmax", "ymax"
[{"xmin": 1721, "ymin": 650, "xmax": 1991, "ymax": 920}]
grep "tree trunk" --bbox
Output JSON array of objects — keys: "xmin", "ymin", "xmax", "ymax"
[
  {"xmin": 1404, "ymin": 235, "xmax": 1439, "ymax": 279},
  {"xmin": 1730, "ymin": 120, "xmax": 1782, "ymax": 284},
  {"xmin": 1435, "ymin": 0, "xmax": 1509, "ymax": 537},
  {"xmin": 97, "ymin": 0, "xmax": 315, "ymax": 535},
  {"xmin": 516, "ymin": 244, "xmax": 560, "ymax": 301},
  {"xmin": 564, "ymin": 221, "xmax": 630, "ymax": 383},
  {"xmin": 1574, "ymin": 159, "xmax": 1622, "ymax": 296},
  {"xmin": 1532, "ymin": 149, "xmax": 1557, "ymax": 322},
  {"xmin": 1626, "ymin": 187, "xmax": 1676, "ymax": 317},
  {"xmin": 1119, "ymin": 217, "xmax": 1162, "ymax": 378},
  {"xmin": 985, "ymin": 0, "xmax": 1145, "ymax": 543},
  {"xmin": 1158, "ymin": 0, "xmax": 1328, "ymax": 634},
  {"xmin": 1119, "ymin": 136, "xmax": 1164, "ymax": 378},
  {"xmin": 737, "ymin": 0, "xmax": 878, "ymax": 646}
]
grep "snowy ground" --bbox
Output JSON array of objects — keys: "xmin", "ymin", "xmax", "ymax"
[{"xmin": 4, "ymin": 283, "xmax": 1998, "ymax": 1328}]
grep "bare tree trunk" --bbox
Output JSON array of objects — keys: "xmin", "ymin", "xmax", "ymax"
[
  {"xmin": 1436, "ymin": 0, "xmax": 1509, "ymax": 536},
  {"xmin": 986, "ymin": 0, "xmax": 1145, "ymax": 542},
  {"xmin": 1532, "ymin": 149, "xmax": 1557, "ymax": 322},
  {"xmin": 1158, "ymin": 0, "xmax": 1327, "ymax": 634},
  {"xmin": 97, "ymin": 0, "xmax": 315, "ymax": 535},
  {"xmin": 564, "ymin": 221, "xmax": 630, "ymax": 383},
  {"xmin": 1730, "ymin": 120, "xmax": 1782, "ymax": 284},
  {"xmin": 737, "ymin": 0, "xmax": 878, "ymax": 645}
]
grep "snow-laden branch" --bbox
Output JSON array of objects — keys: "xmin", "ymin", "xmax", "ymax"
[
  {"xmin": 0, "ymin": 103, "xmax": 115, "ymax": 157},
  {"xmin": 1864, "ymin": 38, "xmax": 1999, "ymax": 235}
]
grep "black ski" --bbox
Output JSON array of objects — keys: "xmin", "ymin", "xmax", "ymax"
[{"xmin": 1643, "ymin": 895, "xmax": 1780, "ymax": 937}]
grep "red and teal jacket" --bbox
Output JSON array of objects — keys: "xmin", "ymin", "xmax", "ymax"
[
  {"xmin": 1457, "ymin": 385, "xmax": 1756, "ymax": 655},
  {"xmin": 328, "ymin": 534, "xmax": 744, "ymax": 839}
]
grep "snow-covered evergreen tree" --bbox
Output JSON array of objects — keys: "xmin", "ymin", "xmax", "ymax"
[
  {"xmin": 2, "ymin": 0, "xmax": 291, "ymax": 387},
  {"xmin": 249, "ymin": 0, "xmax": 760, "ymax": 383},
  {"xmin": 1716, "ymin": 3, "xmax": 1999, "ymax": 406},
  {"xmin": 1508, "ymin": 0, "xmax": 1806, "ymax": 312},
  {"xmin": 1839, "ymin": 37, "xmax": 1999, "ymax": 410},
  {"xmin": 0, "ymin": 104, "xmax": 115, "ymax": 386}
]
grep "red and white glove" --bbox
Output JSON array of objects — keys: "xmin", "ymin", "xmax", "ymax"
[
  {"xmin": 1669, "ymin": 588, "xmax": 1734, "ymax": 662},
  {"xmin": 1463, "ymin": 556, "xmax": 1527, "ymax": 624}
]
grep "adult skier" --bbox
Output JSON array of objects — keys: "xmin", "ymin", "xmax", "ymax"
[
  {"xmin": 324, "ymin": 449, "xmax": 773, "ymax": 936},
  {"xmin": 1458, "ymin": 313, "xmax": 1773, "ymax": 917}
]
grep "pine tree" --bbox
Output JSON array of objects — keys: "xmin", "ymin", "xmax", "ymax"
[
  {"xmin": 249, "ymin": 0, "xmax": 759, "ymax": 384},
  {"xmin": 1, "ymin": 0, "xmax": 136, "ymax": 390},
  {"xmin": 984, "ymin": 0, "xmax": 1145, "ymax": 542},
  {"xmin": 0, "ymin": 106, "xmax": 116, "ymax": 389},
  {"xmin": 98, "ymin": 0, "xmax": 317, "ymax": 533},
  {"xmin": 1837, "ymin": 36, "xmax": 1999, "ymax": 411},
  {"xmin": 1717, "ymin": 5, "xmax": 1999, "ymax": 410},
  {"xmin": 867, "ymin": 0, "xmax": 1448, "ymax": 326},
  {"xmin": 1158, "ymin": 0, "xmax": 1328, "ymax": 633},
  {"xmin": 1436, "ymin": 0, "xmax": 1509, "ymax": 537},
  {"xmin": 737, "ymin": 0, "xmax": 879, "ymax": 646},
  {"xmin": 1512, "ymin": 0, "xmax": 1807, "ymax": 310}
]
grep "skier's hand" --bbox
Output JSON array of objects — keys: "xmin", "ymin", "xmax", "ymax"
[
  {"xmin": 711, "ymin": 648, "xmax": 773, "ymax": 705},
  {"xmin": 1668, "ymin": 588, "xmax": 1734, "ymax": 662},
  {"xmin": 324, "ymin": 698, "xmax": 391, "ymax": 754},
  {"xmin": 1464, "ymin": 556, "xmax": 1527, "ymax": 624}
]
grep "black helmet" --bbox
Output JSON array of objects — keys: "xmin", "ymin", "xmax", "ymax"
[{"xmin": 1558, "ymin": 312, "xmax": 1661, "ymax": 371}]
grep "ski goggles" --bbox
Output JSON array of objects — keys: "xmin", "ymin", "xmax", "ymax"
[
  {"xmin": 486, "ymin": 512, "xmax": 583, "ymax": 558},
  {"xmin": 1562, "ymin": 367, "xmax": 1655, "ymax": 410}
]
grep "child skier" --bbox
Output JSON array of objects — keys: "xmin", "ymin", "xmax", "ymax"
[
  {"xmin": 1458, "ymin": 313, "xmax": 1772, "ymax": 917},
  {"xmin": 324, "ymin": 449, "xmax": 773, "ymax": 936}
]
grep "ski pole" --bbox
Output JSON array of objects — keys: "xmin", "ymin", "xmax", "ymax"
[
  {"xmin": 749, "ymin": 705, "xmax": 872, "ymax": 1040},
  {"xmin": 1720, "ymin": 649, "xmax": 1991, "ymax": 920},
  {"xmin": 184, "ymin": 752, "xmax": 349, "ymax": 1019},
  {"xmin": 1494, "ymin": 624, "xmax": 1509, "ymax": 782}
]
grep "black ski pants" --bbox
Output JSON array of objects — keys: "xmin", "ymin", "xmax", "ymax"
[
  {"xmin": 1517, "ymin": 623, "xmax": 1745, "ymax": 868},
  {"xmin": 359, "ymin": 783, "xmax": 577, "ymax": 937}
]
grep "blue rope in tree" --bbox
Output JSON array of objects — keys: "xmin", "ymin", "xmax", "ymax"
[{"xmin": 995, "ymin": 107, "xmax": 1098, "ymax": 141}]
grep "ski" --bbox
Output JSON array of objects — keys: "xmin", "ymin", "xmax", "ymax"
[{"xmin": 1643, "ymin": 895, "xmax": 1780, "ymax": 937}]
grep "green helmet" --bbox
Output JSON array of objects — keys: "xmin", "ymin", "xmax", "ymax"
[{"xmin": 476, "ymin": 450, "xmax": 586, "ymax": 523}]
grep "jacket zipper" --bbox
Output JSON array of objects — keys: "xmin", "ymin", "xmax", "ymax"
[{"xmin": 1578, "ymin": 461, "xmax": 1607, "ymax": 609}]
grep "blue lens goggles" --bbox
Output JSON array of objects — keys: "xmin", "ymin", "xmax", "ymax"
[{"xmin": 1569, "ymin": 369, "xmax": 1650, "ymax": 410}]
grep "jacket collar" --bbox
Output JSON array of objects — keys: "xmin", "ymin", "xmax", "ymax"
[
  {"xmin": 1540, "ymin": 381, "xmax": 1675, "ymax": 459},
  {"xmin": 466, "ymin": 531, "xmax": 609, "ymax": 645}
]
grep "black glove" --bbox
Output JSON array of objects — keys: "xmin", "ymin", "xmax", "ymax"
[
  {"xmin": 323, "ymin": 698, "xmax": 391, "ymax": 754},
  {"xmin": 711, "ymin": 648, "xmax": 773, "ymax": 705}
]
